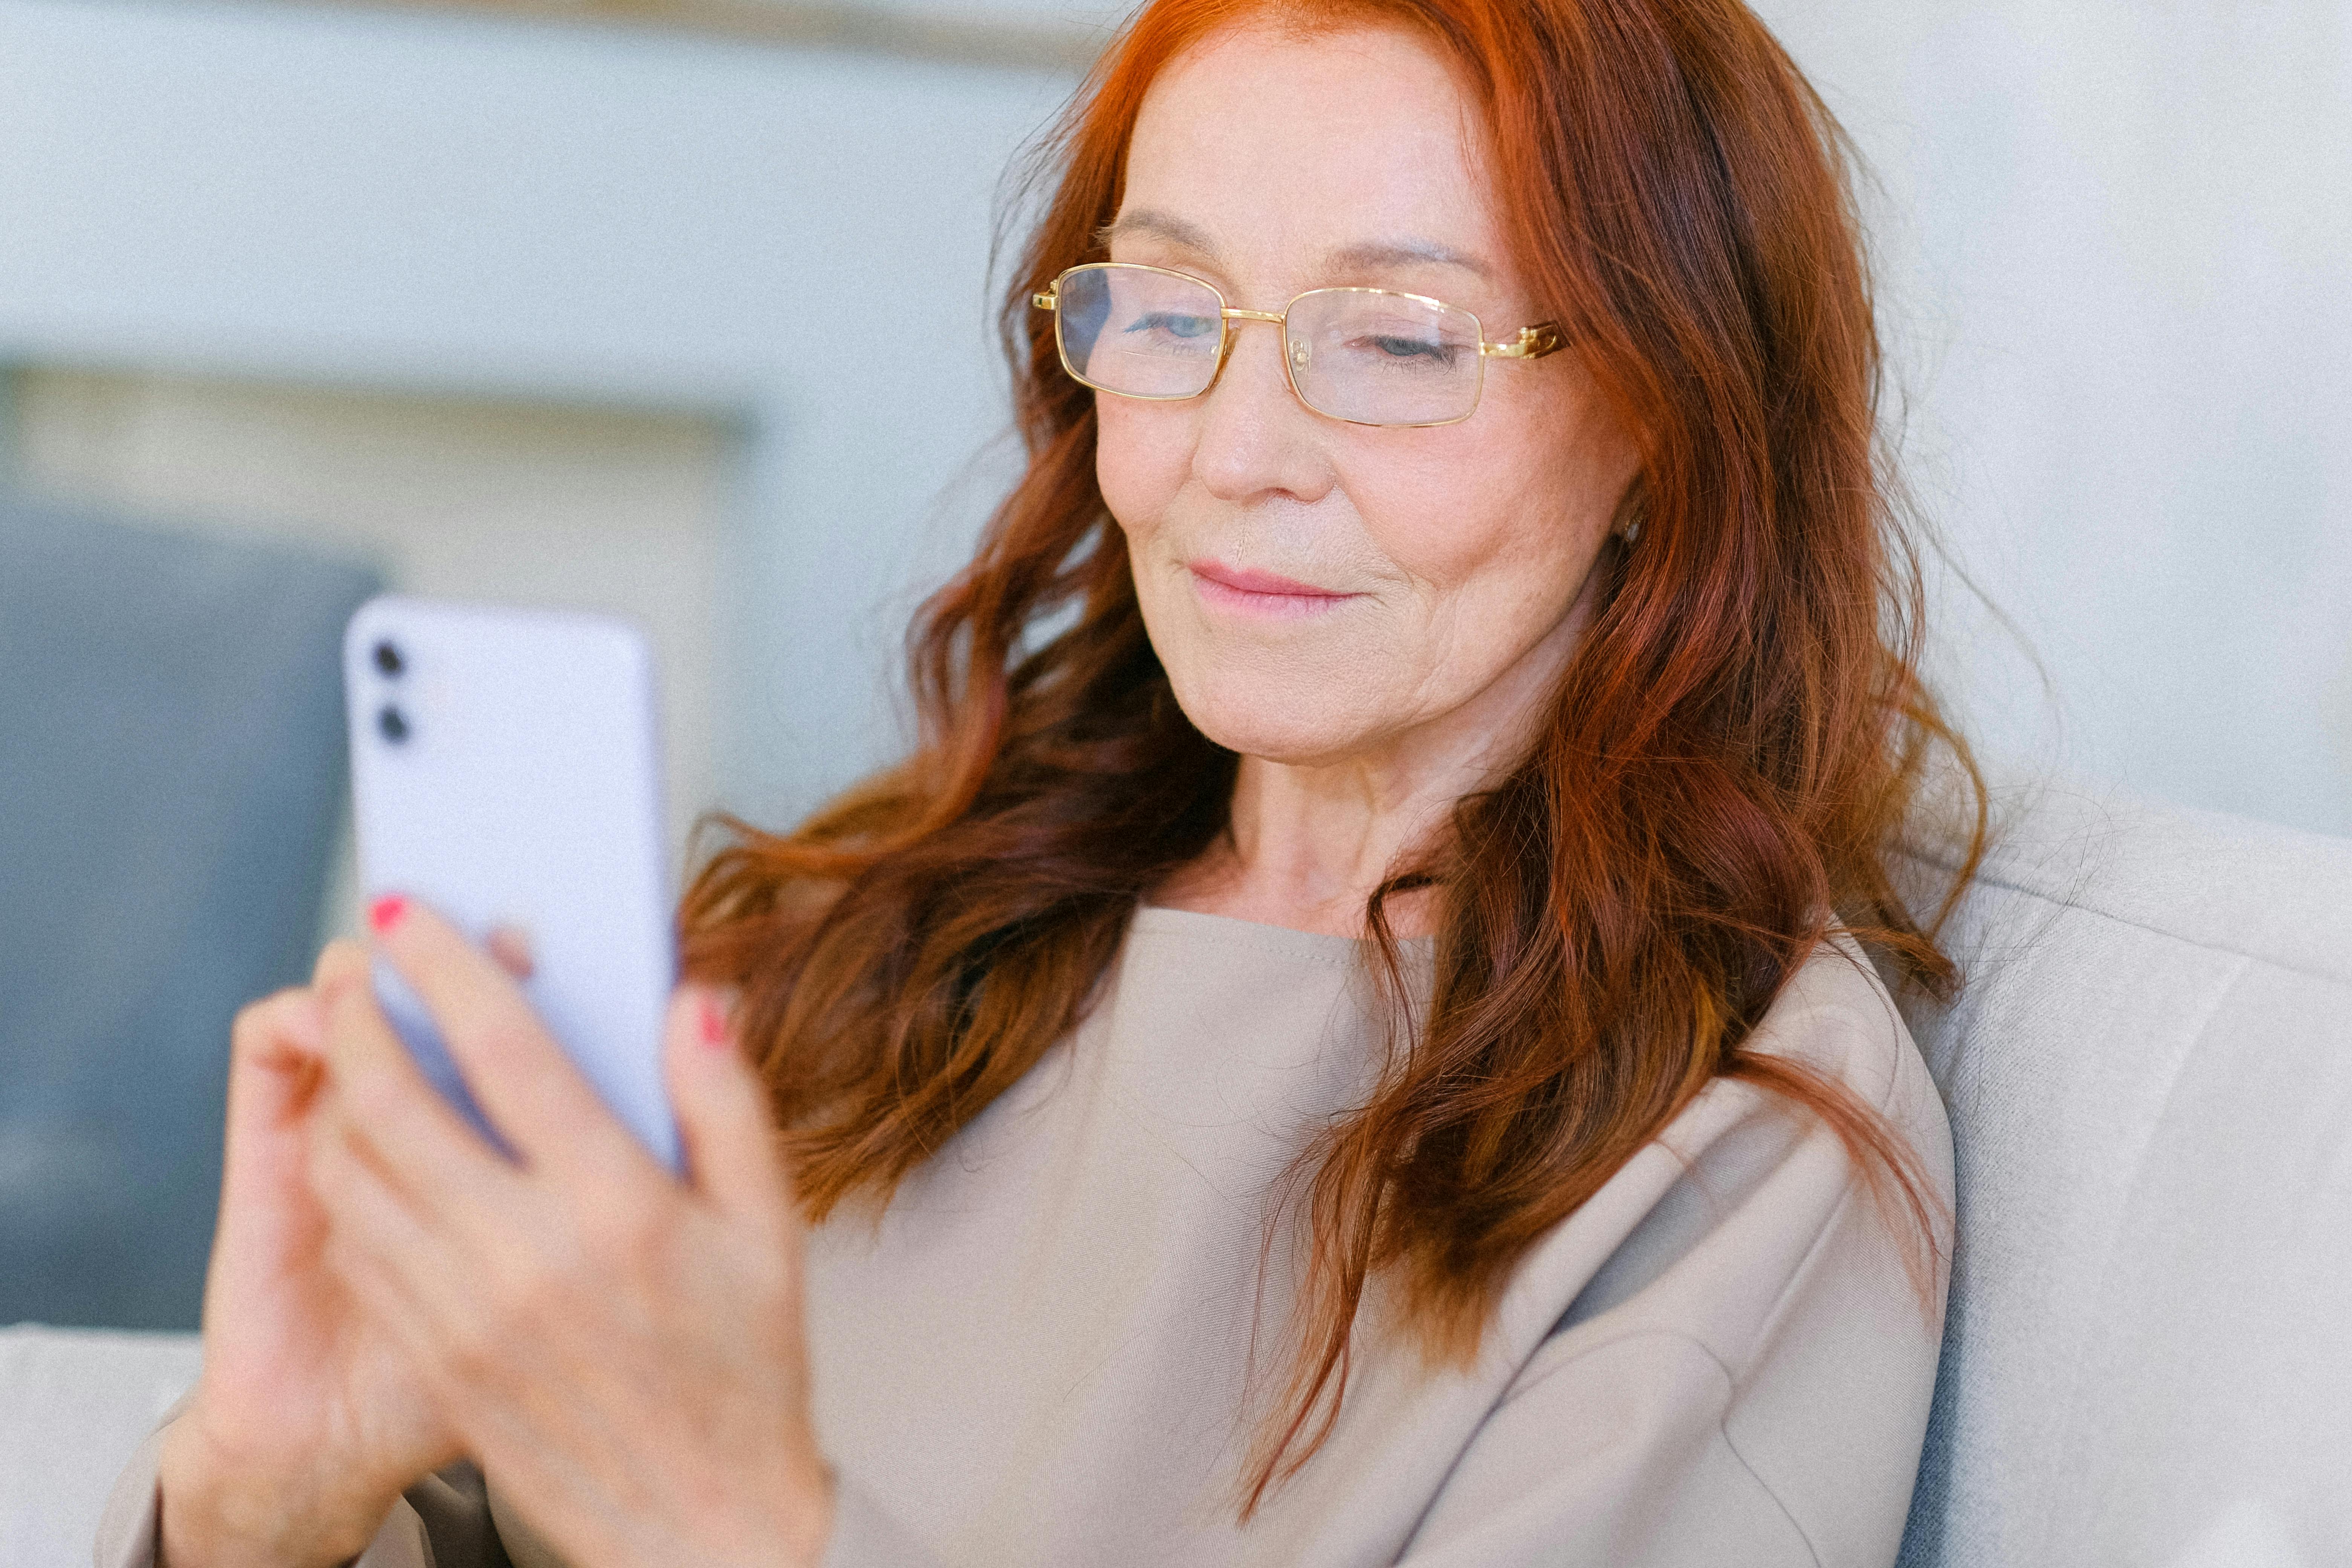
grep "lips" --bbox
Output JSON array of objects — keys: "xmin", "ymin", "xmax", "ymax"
[{"xmin": 1186, "ymin": 561, "xmax": 1357, "ymax": 616}]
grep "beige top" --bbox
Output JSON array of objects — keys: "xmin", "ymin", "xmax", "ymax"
[{"xmin": 100, "ymin": 907, "xmax": 1951, "ymax": 1568}]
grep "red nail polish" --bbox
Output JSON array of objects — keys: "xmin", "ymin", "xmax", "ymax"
[
  {"xmin": 699, "ymin": 997, "xmax": 729, "ymax": 1049},
  {"xmin": 369, "ymin": 894, "xmax": 407, "ymax": 934}
]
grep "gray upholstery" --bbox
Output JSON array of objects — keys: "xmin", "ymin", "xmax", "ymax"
[
  {"xmin": 2, "ymin": 788, "xmax": 2346, "ymax": 1562},
  {"xmin": 0, "ymin": 493, "xmax": 378, "ymax": 1330},
  {"xmin": 0, "ymin": 1324, "xmax": 201, "ymax": 1566},
  {"xmin": 1895, "ymin": 788, "xmax": 2352, "ymax": 1567}
]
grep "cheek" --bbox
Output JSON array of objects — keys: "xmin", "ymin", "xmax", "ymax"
[
  {"xmin": 1350, "ymin": 445, "xmax": 1574, "ymax": 600},
  {"xmin": 1345, "ymin": 405, "xmax": 1620, "ymax": 642},
  {"xmin": 1094, "ymin": 395, "xmax": 1191, "ymax": 541}
]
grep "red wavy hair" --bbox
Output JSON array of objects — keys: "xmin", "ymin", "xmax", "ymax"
[{"xmin": 683, "ymin": 0, "xmax": 1983, "ymax": 1513}]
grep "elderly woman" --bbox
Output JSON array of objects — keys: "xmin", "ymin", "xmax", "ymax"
[{"xmin": 106, "ymin": 0, "xmax": 1981, "ymax": 1563}]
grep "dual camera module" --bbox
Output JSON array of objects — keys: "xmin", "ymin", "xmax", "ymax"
[{"xmin": 372, "ymin": 639, "xmax": 411, "ymax": 745}]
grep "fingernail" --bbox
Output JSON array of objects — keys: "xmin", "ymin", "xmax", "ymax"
[
  {"xmin": 698, "ymin": 996, "xmax": 730, "ymax": 1050},
  {"xmin": 369, "ymin": 894, "xmax": 407, "ymax": 934}
]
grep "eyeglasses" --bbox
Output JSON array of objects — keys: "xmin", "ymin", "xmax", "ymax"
[{"xmin": 1031, "ymin": 262, "xmax": 1565, "ymax": 429}]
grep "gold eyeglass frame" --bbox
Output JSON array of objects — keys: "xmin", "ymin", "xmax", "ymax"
[{"xmin": 1031, "ymin": 261, "xmax": 1566, "ymax": 429}]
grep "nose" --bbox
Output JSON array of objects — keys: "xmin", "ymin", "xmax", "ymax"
[{"xmin": 1190, "ymin": 319, "xmax": 1335, "ymax": 506}]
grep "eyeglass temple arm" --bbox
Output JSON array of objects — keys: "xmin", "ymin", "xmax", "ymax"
[{"xmin": 1482, "ymin": 323, "xmax": 1566, "ymax": 360}]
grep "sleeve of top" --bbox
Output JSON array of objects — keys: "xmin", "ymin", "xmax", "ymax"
[
  {"xmin": 89, "ymin": 1409, "xmax": 938, "ymax": 1568},
  {"xmin": 90, "ymin": 1412, "xmax": 934, "ymax": 1568},
  {"xmin": 93, "ymin": 1413, "xmax": 511, "ymax": 1568},
  {"xmin": 1384, "ymin": 1329, "xmax": 1817, "ymax": 1566}
]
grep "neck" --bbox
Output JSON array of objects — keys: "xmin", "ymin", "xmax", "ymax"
[{"xmin": 1208, "ymin": 747, "xmax": 1482, "ymax": 939}]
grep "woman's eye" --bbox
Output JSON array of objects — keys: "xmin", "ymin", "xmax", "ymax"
[
  {"xmin": 1125, "ymin": 312, "xmax": 1220, "ymax": 340},
  {"xmin": 1357, "ymin": 334, "xmax": 1457, "ymax": 366}
]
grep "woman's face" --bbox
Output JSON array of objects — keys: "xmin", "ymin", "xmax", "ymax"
[{"xmin": 1097, "ymin": 22, "xmax": 1638, "ymax": 772}]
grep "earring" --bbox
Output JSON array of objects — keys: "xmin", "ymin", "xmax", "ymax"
[{"xmin": 1619, "ymin": 516, "xmax": 1642, "ymax": 545}]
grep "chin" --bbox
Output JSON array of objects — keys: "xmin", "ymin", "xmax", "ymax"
[{"xmin": 1165, "ymin": 661, "xmax": 1378, "ymax": 765}]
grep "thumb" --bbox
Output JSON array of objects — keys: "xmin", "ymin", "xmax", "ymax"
[{"xmin": 663, "ymin": 986, "xmax": 790, "ymax": 1228}]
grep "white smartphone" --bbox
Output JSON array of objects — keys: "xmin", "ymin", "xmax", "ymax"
[{"xmin": 342, "ymin": 595, "xmax": 682, "ymax": 1173}]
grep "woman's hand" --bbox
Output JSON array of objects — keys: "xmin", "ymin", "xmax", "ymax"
[
  {"xmin": 303, "ymin": 896, "xmax": 832, "ymax": 1568},
  {"xmin": 157, "ymin": 962, "xmax": 463, "ymax": 1568}
]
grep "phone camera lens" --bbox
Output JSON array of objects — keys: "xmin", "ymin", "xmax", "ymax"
[
  {"xmin": 372, "ymin": 640, "xmax": 405, "ymax": 677},
  {"xmin": 377, "ymin": 704, "xmax": 410, "ymax": 744}
]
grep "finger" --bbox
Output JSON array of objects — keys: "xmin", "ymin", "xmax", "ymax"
[
  {"xmin": 308, "ymin": 1095, "xmax": 456, "ymax": 1298},
  {"xmin": 205, "ymin": 988, "xmax": 332, "ymax": 1305},
  {"xmin": 307, "ymin": 1078, "xmax": 522, "ymax": 1404},
  {"xmin": 312, "ymin": 934, "xmax": 370, "ymax": 993},
  {"xmin": 316, "ymin": 940, "xmax": 518, "ymax": 1220},
  {"xmin": 309, "ymin": 1132, "xmax": 481, "ymax": 1412},
  {"xmin": 367, "ymin": 894, "xmax": 645, "ymax": 1182},
  {"xmin": 311, "ymin": 1091, "xmax": 581, "ymax": 1461},
  {"xmin": 663, "ymin": 988, "xmax": 790, "ymax": 1230},
  {"xmin": 221, "ymin": 986, "xmax": 327, "ymax": 1172},
  {"xmin": 485, "ymin": 925, "xmax": 536, "ymax": 982}
]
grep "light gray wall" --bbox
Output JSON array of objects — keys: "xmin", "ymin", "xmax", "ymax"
[
  {"xmin": 0, "ymin": 0, "xmax": 1065, "ymax": 825},
  {"xmin": 2, "ymin": 0, "xmax": 2344, "ymax": 834},
  {"xmin": 1753, "ymin": 0, "xmax": 2352, "ymax": 834}
]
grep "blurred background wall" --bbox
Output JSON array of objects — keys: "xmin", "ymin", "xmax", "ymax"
[
  {"xmin": 1762, "ymin": 0, "xmax": 2352, "ymax": 841},
  {"xmin": 0, "ymin": 0, "xmax": 2344, "ymax": 1324},
  {"xmin": 5, "ymin": 0, "xmax": 2348, "ymax": 837},
  {"xmin": 0, "ymin": 0, "xmax": 1071, "ymax": 843}
]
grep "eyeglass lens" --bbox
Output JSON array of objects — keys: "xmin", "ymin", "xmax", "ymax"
[
  {"xmin": 1054, "ymin": 265, "xmax": 1489, "ymax": 426},
  {"xmin": 1056, "ymin": 265, "xmax": 1223, "ymax": 398}
]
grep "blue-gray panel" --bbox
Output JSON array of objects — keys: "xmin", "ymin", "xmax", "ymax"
[{"xmin": 0, "ymin": 493, "xmax": 379, "ymax": 1328}]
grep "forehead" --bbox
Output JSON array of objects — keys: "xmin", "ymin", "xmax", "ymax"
[{"xmin": 1120, "ymin": 22, "xmax": 1501, "ymax": 284}]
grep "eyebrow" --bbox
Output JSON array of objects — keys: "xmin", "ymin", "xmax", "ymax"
[
  {"xmin": 1325, "ymin": 239, "xmax": 1492, "ymax": 280},
  {"xmin": 1100, "ymin": 210, "xmax": 1493, "ymax": 281},
  {"xmin": 1099, "ymin": 209, "xmax": 1217, "ymax": 253}
]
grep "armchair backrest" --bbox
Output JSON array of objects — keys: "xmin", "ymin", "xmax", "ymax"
[{"xmin": 1895, "ymin": 788, "xmax": 2352, "ymax": 1567}]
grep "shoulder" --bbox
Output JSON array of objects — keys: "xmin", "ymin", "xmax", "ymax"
[
  {"xmin": 1500, "ymin": 932, "xmax": 1951, "ymax": 1371},
  {"xmin": 1458, "ymin": 936, "xmax": 1951, "ymax": 1562},
  {"xmin": 1731, "ymin": 936, "xmax": 1956, "ymax": 1225},
  {"xmin": 1740, "ymin": 932, "xmax": 1937, "ymax": 1123}
]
